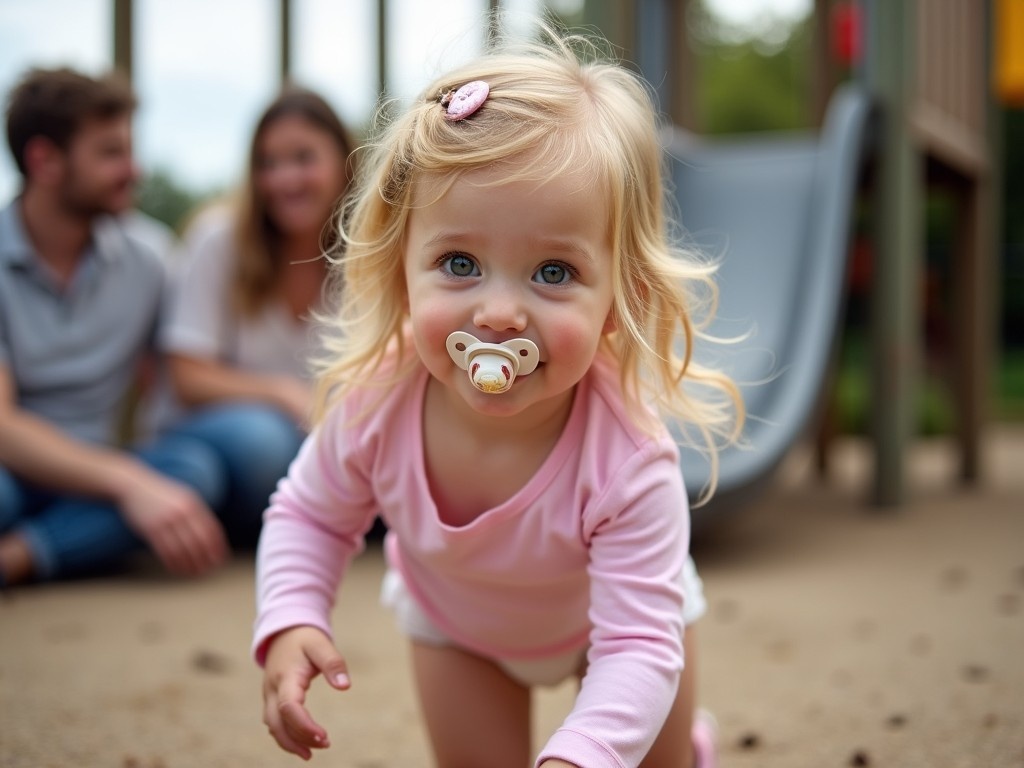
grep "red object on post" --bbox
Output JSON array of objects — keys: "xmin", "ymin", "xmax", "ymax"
[{"xmin": 831, "ymin": 1, "xmax": 862, "ymax": 68}]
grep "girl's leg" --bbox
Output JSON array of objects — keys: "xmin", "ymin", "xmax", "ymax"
[
  {"xmin": 410, "ymin": 641, "xmax": 532, "ymax": 768},
  {"xmin": 168, "ymin": 403, "xmax": 304, "ymax": 548},
  {"xmin": 640, "ymin": 624, "xmax": 699, "ymax": 768}
]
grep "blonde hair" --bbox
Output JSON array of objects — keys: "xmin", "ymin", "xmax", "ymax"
[{"xmin": 315, "ymin": 24, "xmax": 744, "ymax": 499}]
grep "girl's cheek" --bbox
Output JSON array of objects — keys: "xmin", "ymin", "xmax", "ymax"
[{"xmin": 410, "ymin": 302, "xmax": 453, "ymax": 347}]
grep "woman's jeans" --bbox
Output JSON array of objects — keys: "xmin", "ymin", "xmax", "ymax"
[
  {"xmin": 166, "ymin": 402, "xmax": 305, "ymax": 550},
  {"xmin": 0, "ymin": 403, "xmax": 303, "ymax": 581}
]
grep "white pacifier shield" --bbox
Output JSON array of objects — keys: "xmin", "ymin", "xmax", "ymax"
[{"xmin": 446, "ymin": 331, "xmax": 540, "ymax": 394}]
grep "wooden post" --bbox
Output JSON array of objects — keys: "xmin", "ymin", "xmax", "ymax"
[
  {"xmin": 866, "ymin": 0, "xmax": 922, "ymax": 506},
  {"xmin": 279, "ymin": 0, "xmax": 292, "ymax": 84},
  {"xmin": 113, "ymin": 0, "xmax": 133, "ymax": 80},
  {"xmin": 953, "ymin": 2, "xmax": 998, "ymax": 484},
  {"xmin": 582, "ymin": 0, "xmax": 636, "ymax": 62},
  {"xmin": 668, "ymin": 0, "xmax": 698, "ymax": 130},
  {"xmin": 812, "ymin": 0, "xmax": 833, "ymax": 126},
  {"xmin": 377, "ymin": 0, "xmax": 388, "ymax": 101}
]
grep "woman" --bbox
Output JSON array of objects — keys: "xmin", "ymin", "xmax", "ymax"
[{"xmin": 160, "ymin": 87, "xmax": 355, "ymax": 549}]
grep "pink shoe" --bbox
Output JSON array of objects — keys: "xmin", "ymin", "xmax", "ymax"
[{"xmin": 691, "ymin": 709, "xmax": 718, "ymax": 768}]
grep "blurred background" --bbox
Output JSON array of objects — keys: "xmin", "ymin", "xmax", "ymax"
[{"xmin": 0, "ymin": 0, "xmax": 1019, "ymax": 496}]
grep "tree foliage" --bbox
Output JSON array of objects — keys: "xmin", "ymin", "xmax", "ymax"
[
  {"xmin": 134, "ymin": 169, "xmax": 211, "ymax": 234},
  {"xmin": 688, "ymin": 0, "xmax": 814, "ymax": 135}
]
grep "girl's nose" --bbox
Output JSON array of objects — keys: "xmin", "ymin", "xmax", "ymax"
[{"xmin": 473, "ymin": 289, "xmax": 527, "ymax": 333}]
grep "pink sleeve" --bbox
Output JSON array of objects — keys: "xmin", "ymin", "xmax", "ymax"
[
  {"xmin": 251, "ymin": 404, "xmax": 378, "ymax": 665},
  {"xmin": 536, "ymin": 439, "xmax": 689, "ymax": 768}
]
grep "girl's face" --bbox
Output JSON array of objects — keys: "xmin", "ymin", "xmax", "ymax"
[
  {"xmin": 254, "ymin": 114, "xmax": 347, "ymax": 239},
  {"xmin": 403, "ymin": 164, "xmax": 615, "ymax": 420}
]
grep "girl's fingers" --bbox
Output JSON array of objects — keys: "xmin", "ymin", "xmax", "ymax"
[
  {"xmin": 279, "ymin": 699, "xmax": 330, "ymax": 751},
  {"xmin": 264, "ymin": 693, "xmax": 319, "ymax": 760},
  {"xmin": 305, "ymin": 638, "xmax": 352, "ymax": 690},
  {"xmin": 270, "ymin": 722, "xmax": 313, "ymax": 760},
  {"xmin": 261, "ymin": 628, "xmax": 347, "ymax": 758}
]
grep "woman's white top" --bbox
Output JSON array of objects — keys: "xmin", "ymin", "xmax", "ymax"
[{"xmin": 160, "ymin": 207, "xmax": 324, "ymax": 380}]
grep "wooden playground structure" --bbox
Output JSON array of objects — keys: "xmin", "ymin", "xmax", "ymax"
[
  {"xmin": 107, "ymin": 0, "xmax": 1005, "ymax": 510},
  {"xmin": 577, "ymin": 0, "xmax": 1003, "ymax": 510}
]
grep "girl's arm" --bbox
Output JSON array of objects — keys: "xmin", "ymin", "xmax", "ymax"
[
  {"xmin": 537, "ymin": 442, "xmax": 689, "ymax": 768},
  {"xmin": 252, "ymin": 405, "xmax": 377, "ymax": 664}
]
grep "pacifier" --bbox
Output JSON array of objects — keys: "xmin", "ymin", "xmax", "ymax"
[{"xmin": 446, "ymin": 331, "xmax": 540, "ymax": 394}]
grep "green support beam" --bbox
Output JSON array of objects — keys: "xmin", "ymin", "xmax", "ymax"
[
  {"xmin": 280, "ymin": 0, "xmax": 292, "ymax": 84},
  {"xmin": 867, "ymin": 0, "xmax": 921, "ymax": 506},
  {"xmin": 113, "ymin": 0, "xmax": 133, "ymax": 80}
]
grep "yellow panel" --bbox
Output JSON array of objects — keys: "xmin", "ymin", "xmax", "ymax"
[{"xmin": 996, "ymin": 0, "xmax": 1024, "ymax": 105}]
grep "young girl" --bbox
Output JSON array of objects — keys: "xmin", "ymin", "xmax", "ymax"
[{"xmin": 254, "ymin": 27, "xmax": 742, "ymax": 768}]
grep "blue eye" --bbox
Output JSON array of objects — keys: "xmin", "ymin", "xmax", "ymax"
[
  {"xmin": 443, "ymin": 253, "xmax": 479, "ymax": 277},
  {"xmin": 534, "ymin": 262, "xmax": 570, "ymax": 285}
]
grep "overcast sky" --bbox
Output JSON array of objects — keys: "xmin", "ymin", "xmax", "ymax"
[{"xmin": 0, "ymin": 0, "xmax": 810, "ymax": 203}]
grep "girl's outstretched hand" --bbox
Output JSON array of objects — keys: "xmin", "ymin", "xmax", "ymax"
[{"xmin": 262, "ymin": 626, "xmax": 351, "ymax": 760}]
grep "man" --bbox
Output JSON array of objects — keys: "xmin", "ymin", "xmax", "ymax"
[{"xmin": 0, "ymin": 67, "xmax": 228, "ymax": 586}]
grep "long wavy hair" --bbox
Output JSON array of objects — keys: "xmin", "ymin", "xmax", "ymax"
[{"xmin": 314, "ymin": 23, "xmax": 744, "ymax": 499}]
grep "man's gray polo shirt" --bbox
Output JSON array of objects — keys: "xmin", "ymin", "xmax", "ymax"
[{"xmin": 0, "ymin": 199, "xmax": 166, "ymax": 446}]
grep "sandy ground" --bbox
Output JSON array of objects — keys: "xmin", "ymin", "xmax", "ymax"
[{"xmin": 1, "ymin": 428, "xmax": 1022, "ymax": 768}]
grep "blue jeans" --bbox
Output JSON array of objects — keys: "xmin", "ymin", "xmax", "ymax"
[
  {"xmin": 0, "ymin": 432, "xmax": 226, "ymax": 581},
  {"xmin": 165, "ymin": 402, "xmax": 305, "ymax": 550}
]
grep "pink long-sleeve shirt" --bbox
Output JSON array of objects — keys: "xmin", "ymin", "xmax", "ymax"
[{"xmin": 254, "ymin": 357, "xmax": 691, "ymax": 768}]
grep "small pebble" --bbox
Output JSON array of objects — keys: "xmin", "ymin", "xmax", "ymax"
[
  {"xmin": 852, "ymin": 618, "xmax": 875, "ymax": 641},
  {"xmin": 939, "ymin": 566, "xmax": 968, "ymax": 591},
  {"xmin": 997, "ymin": 593, "xmax": 1020, "ymax": 616},
  {"xmin": 963, "ymin": 664, "xmax": 989, "ymax": 683},
  {"xmin": 831, "ymin": 668, "xmax": 854, "ymax": 688},
  {"xmin": 849, "ymin": 749, "xmax": 870, "ymax": 766},
  {"xmin": 713, "ymin": 598, "xmax": 739, "ymax": 623},
  {"xmin": 765, "ymin": 638, "xmax": 795, "ymax": 663},
  {"xmin": 886, "ymin": 713, "xmax": 907, "ymax": 729},
  {"xmin": 191, "ymin": 649, "xmax": 230, "ymax": 675},
  {"xmin": 909, "ymin": 633, "xmax": 932, "ymax": 657},
  {"xmin": 737, "ymin": 732, "xmax": 761, "ymax": 750},
  {"xmin": 138, "ymin": 621, "xmax": 164, "ymax": 644}
]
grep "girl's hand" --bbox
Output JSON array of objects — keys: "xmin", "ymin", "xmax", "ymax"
[{"xmin": 262, "ymin": 626, "xmax": 351, "ymax": 760}]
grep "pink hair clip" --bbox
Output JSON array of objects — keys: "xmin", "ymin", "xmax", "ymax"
[{"xmin": 441, "ymin": 80, "xmax": 489, "ymax": 121}]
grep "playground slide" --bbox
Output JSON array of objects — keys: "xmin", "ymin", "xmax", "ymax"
[{"xmin": 664, "ymin": 84, "xmax": 874, "ymax": 529}]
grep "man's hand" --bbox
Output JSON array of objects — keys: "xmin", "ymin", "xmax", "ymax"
[{"xmin": 117, "ymin": 466, "xmax": 228, "ymax": 576}]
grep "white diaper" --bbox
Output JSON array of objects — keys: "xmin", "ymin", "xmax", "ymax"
[{"xmin": 381, "ymin": 555, "xmax": 707, "ymax": 688}]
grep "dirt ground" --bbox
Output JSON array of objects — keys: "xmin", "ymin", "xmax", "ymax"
[{"xmin": 1, "ymin": 428, "xmax": 1022, "ymax": 768}]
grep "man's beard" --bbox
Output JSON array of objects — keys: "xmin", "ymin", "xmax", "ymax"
[{"xmin": 59, "ymin": 175, "xmax": 133, "ymax": 219}]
